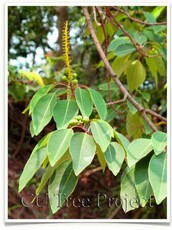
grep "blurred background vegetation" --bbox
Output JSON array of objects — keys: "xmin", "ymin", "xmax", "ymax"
[{"xmin": 8, "ymin": 6, "xmax": 167, "ymax": 219}]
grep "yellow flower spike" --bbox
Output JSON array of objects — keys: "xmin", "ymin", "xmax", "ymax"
[{"xmin": 62, "ymin": 21, "xmax": 73, "ymax": 81}]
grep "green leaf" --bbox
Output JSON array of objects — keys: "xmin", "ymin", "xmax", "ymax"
[
  {"xmin": 75, "ymin": 88, "xmax": 93, "ymax": 117},
  {"xmin": 134, "ymin": 154, "xmax": 153, "ymax": 207},
  {"xmin": 148, "ymin": 153, "xmax": 167, "ymax": 204},
  {"xmin": 36, "ymin": 151, "xmax": 71, "ymax": 195},
  {"xmin": 151, "ymin": 6, "xmax": 166, "ymax": 20},
  {"xmin": 48, "ymin": 129, "xmax": 73, "ymax": 166},
  {"xmin": 141, "ymin": 92, "xmax": 151, "ymax": 102},
  {"xmin": 104, "ymin": 142, "xmax": 125, "ymax": 176},
  {"xmin": 145, "ymin": 57, "xmax": 157, "ymax": 85},
  {"xmin": 133, "ymin": 32, "xmax": 147, "ymax": 45},
  {"xmin": 29, "ymin": 85, "xmax": 53, "ymax": 114},
  {"xmin": 144, "ymin": 12, "xmax": 156, "ymax": 23},
  {"xmin": 69, "ymin": 132, "xmax": 96, "ymax": 176},
  {"xmin": 127, "ymin": 138, "xmax": 153, "ymax": 167},
  {"xmin": 88, "ymin": 88, "xmax": 107, "ymax": 120},
  {"xmin": 126, "ymin": 112, "xmax": 143, "ymax": 138},
  {"xmin": 48, "ymin": 160, "xmax": 78, "ymax": 214},
  {"xmin": 96, "ymin": 145, "xmax": 106, "ymax": 172},
  {"xmin": 108, "ymin": 37, "xmax": 132, "ymax": 52},
  {"xmin": 151, "ymin": 131, "xmax": 167, "ymax": 155},
  {"xmin": 98, "ymin": 82, "xmax": 118, "ymax": 92},
  {"xmin": 112, "ymin": 55, "xmax": 131, "ymax": 77},
  {"xmin": 127, "ymin": 100, "xmax": 137, "ymax": 114},
  {"xmin": 114, "ymin": 131, "xmax": 130, "ymax": 155},
  {"xmin": 53, "ymin": 100, "xmax": 78, "ymax": 129},
  {"xmin": 90, "ymin": 120, "xmax": 114, "ymax": 152},
  {"xmin": 120, "ymin": 166, "xmax": 139, "ymax": 212},
  {"xmin": 115, "ymin": 44, "xmax": 136, "ymax": 56},
  {"xmin": 32, "ymin": 93, "xmax": 57, "ymax": 136},
  {"xmin": 126, "ymin": 60, "xmax": 146, "ymax": 92},
  {"xmin": 18, "ymin": 134, "xmax": 50, "ymax": 192}
]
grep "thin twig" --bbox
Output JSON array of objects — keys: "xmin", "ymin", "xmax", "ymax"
[
  {"xmin": 82, "ymin": 166, "xmax": 102, "ymax": 177},
  {"xmin": 145, "ymin": 109, "xmax": 167, "ymax": 122},
  {"xmin": 106, "ymin": 93, "xmax": 128, "ymax": 105},
  {"xmin": 112, "ymin": 6, "xmax": 167, "ymax": 26},
  {"xmin": 82, "ymin": 7, "xmax": 159, "ymax": 132},
  {"xmin": 106, "ymin": 7, "xmax": 148, "ymax": 57}
]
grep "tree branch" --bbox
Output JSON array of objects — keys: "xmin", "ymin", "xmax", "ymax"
[
  {"xmin": 112, "ymin": 6, "xmax": 167, "ymax": 26},
  {"xmin": 82, "ymin": 6, "xmax": 159, "ymax": 132}
]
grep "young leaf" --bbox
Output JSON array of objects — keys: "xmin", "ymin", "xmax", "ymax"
[
  {"xmin": 104, "ymin": 142, "xmax": 125, "ymax": 176},
  {"xmin": 127, "ymin": 138, "xmax": 153, "ymax": 167},
  {"xmin": 90, "ymin": 120, "xmax": 114, "ymax": 152},
  {"xmin": 18, "ymin": 134, "xmax": 51, "ymax": 192},
  {"xmin": 53, "ymin": 100, "xmax": 78, "ymax": 129},
  {"xmin": 126, "ymin": 60, "xmax": 146, "ymax": 92},
  {"xmin": 32, "ymin": 93, "xmax": 57, "ymax": 136},
  {"xmin": 88, "ymin": 88, "xmax": 107, "ymax": 120},
  {"xmin": 148, "ymin": 153, "xmax": 167, "ymax": 204},
  {"xmin": 96, "ymin": 145, "xmax": 106, "ymax": 172},
  {"xmin": 29, "ymin": 84, "xmax": 53, "ymax": 114},
  {"xmin": 75, "ymin": 87, "xmax": 93, "ymax": 117},
  {"xmin": 151, "ymin": 131, "xmax": 167, "ymax": 155},
  {"xmin": 134, "ymin": 154, "xmax": 153, "ymax": 207},
  {"xmin": 48, "ymin": 129, "xmax": 73, "ymax": 166},
  {"xmin": 69, "ymin": 132, "xmax": 96, "ymax": 176},
  {"xmin": 48, "ymin": 160, "xmax": 78, "ymax": 214},
  {"xmin": 36, "ymin": 151, "xmax": 71, "ymax": 195},
  {"xmin": 120, "ymin": 166, "xmax": 139, "ymax": 213}
]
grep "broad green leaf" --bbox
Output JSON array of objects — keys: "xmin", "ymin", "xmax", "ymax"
[
  {"xmin": 48, "ymin": 160, "xmax": 78, "ymax": 213},
  {"xmin": 104, "ymin": 142, "xmax": 125, "ymax": 176},
  {"xmin": 90, "ymin": 120, "xmax": 114, "ymax": 152},
  {"xmin": 75, "ymin": 88, "xmax": 93, "ymax": 117},
  {"xmin": 148, "ymin": 153, "xmax": 167, "ymax": 204},
  {"xmin": 127, "ymin": 100, "xmax": 137, "ymax": 114},
  {"xmin": 126, "ymin": 60, "xmax": 146, "ymax": 92},
  {"xmin": 48, "ymin": 129, "xmax": 73, "ymax": 166},
  {"xmin": 145, "ymin": 57, "xmax": 157, "ymax": 85},
  {"xmin": 120, "ymin": 166, "xmax": 139, "ymax": 212},
  {"xmin": 29, "ymin": 121, "xmax": 34, "ymax": 137},
  {"xmin": 141, "ymin": 92, "xmax": 151, "ymax": 102},
  {"xmin": 88, "ymin": 88, "xmax": 107, "ymax": 120},
  {"xmin": 135, "ymin": 154, "xmax": 153, "ymax": 207},
  {"xmin": 29, "ymin": 85, "xmax": 53, "ymax": 114},
  {"xmin": 127, "ymin": 138, "xmax": 153, "ymax": 167},
  {"xmin": 69, "ymin": 132, "xmax": 96, "ymax": 176},
  {"xmin": 112, "ymin": 55, "xmax": 131, "ymax": 77},
  {"xmin": 53, "ymin": 100, "xmax": 78, "ymax": 129},
  {"xmin": 115, "ymin": 44, "xmax": 136, "ymax": 56},
  {"xmin": 96, "ymin": 145, "xmax": 106, "ymax": 172},
  {"xmin": 36, "ymin": 151, "xmax": 71, "ymax": 195},
  {"xmin": 32, "ymin": 93, "xmax": 57, "ymax": 136},
  {"xmin": 126, "ymin": 112, "xmax": 143, "ymax": 138},
  {"xmin": 144, "ymin": 12, "xmax": 156, "ymax": 23},
  {"xmin": 18, "ymin": 135, "xmax": 49, "ymax": 192},
  {"xmin": 114, "ymin": 130, "xmax": 130, "ymax": 155},
  {"xmin": 108, "ymin": 37, "xmax": 132, "ymax": 52},
  {"xmin": 151, "ymin": 131, "xmax": 167, "ymax": 155},
  {"xmin": 133, "ymin": 32, "xmax": 147, "ymax": 45}
]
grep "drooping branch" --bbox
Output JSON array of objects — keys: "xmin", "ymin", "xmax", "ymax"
[
  {"xmin": 82, "ymin": 6, "xmax": 164, "ymax": 132},
  {"xmin": 112, "ymin": 6, "xmax": 167, "ymax": 26}
]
